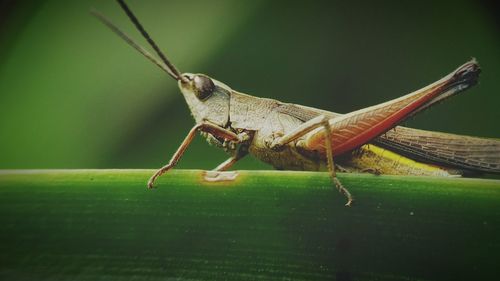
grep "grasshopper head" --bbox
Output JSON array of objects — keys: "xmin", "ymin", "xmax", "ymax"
[
  {"xmin": 179, "ymin": 73, "xmax": 231, "ymax": 126},
  {"xmin": 92, "ymin": 2, "xmax": 231, "ymax": 127}
]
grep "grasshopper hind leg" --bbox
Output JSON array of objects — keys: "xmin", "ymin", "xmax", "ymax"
[
  {"xmin": 321, "ymin": 119, "xmax": 354, "ymax": 207},
  {"xmin": 269, "ymin": 115, "xmax": 353, "ymax": 206}
]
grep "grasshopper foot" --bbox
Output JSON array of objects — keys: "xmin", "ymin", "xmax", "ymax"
[
  {"xmin": 361, "ymin": 167, "xmax": 382, "ymax": 176},
  {"xmin": 332, "ymin": 177, "xmax": 354, "ymax": 207},
  {"xmin": 147, "ymin": 176, "xmax": 157, "ymax": 189},
  {"xmin": 203, "ymin": 171, "xmax": 238, "ymax": 182},
  {"xmin": 148, "ymin": 166, "xmax": 172, "ymax": 189}
]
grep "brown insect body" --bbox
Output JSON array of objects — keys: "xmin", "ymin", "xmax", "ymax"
[{"xmin": 179, "ymin": 63, "xmax": 499, "ymax": 176}]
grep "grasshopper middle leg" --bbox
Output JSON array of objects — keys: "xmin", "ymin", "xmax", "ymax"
[
  {"xmin": 212, "ymin": 146, "xmax": 249, "ymax": 171},
  {"xmin": 203, "ymin": 145, "xmax": 249, "ymax": 182},
  {"xmin": 269, "ymin": 115, "xmax": 353, "ymax": 206}
]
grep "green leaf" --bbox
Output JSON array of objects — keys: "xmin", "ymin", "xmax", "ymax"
[{"xmin": 1, "ymin": 169, "xmax": 499, "ymax": 280}]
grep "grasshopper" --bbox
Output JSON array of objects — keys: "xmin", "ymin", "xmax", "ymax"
[{"xmin": 93, "ymin": 0, "xmax": 499, "ymax": 206}]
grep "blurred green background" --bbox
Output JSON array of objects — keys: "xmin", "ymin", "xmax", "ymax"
[{"xmin": 0, "ymin": 0, "xmax": 499, "ymax": 170}]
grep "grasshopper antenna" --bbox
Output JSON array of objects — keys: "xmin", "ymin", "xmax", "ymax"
[
  {"xmin": 90, "ymin": 2, "xmax": 187, "ymax": 82},
  {"xmin": 115, "ymin": 0, "xmax": 187, "ymax": 83},
  {"xmin": 91, "ymin": 9, "xmax": 171, "ymax": 76}
]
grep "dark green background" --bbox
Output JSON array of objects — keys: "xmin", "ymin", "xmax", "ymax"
[{"xmin": 1, "ymin": 0, "xmax": 499, "ymax": 170}]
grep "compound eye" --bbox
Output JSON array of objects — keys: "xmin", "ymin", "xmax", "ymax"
[{"xmin": 193, "ymin": 75, "xmax": 215, "ymax": 100}]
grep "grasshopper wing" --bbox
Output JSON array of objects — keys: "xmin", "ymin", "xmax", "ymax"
[
  {"xmin": 279, "ymin": 102, "xmax": 500, "ymax": 175},
  {"xmin": 375, "ymin": 127, "xmax": 500, "ymax": 174}
]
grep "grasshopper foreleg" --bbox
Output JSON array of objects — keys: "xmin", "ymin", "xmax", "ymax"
[
  {"xmin": 269, "ymin": 115, "xmax": 353, "ymax": 206},
  {"xmin": 148, "ymin": 122, "xmax": 241, "ymax": 188}
]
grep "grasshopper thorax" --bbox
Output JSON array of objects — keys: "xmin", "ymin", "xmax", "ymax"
[{"xmin": 179, "ymin": 73, "xmax": 231, "ymax": 127}]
